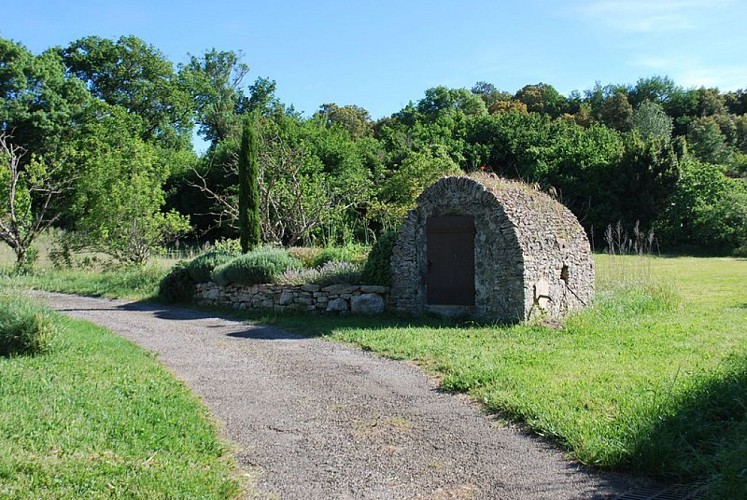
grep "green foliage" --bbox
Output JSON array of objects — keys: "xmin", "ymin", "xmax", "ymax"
[
  {"xmin": 278, "ymin": 260, "xmax": 362, "ymax": 286},
  {"xmin": 633, "ymin": 100, "xmax": 674, "ymax": 142},
  {"xmin": 0, "ymin": 37, "xmax": 91, "ymax": 157},
  {"xmin": 360, "ymin": 230, "xmax": 397, "ymax": 286},
  {"xmin": 272, "ymin": 256, "xmax": 746, "ymax": 496},
  {"xmin": 0, "ymin": 313, "xmax": 239, "ymax": 497},
  {"xmin": 514, "ymin": 83, "xmax": 567, "ymax": 117},
  {"xmin": 157, "ymin": 261, "xmax": 196, "ymax": 304},
  {"xmin": 372, "ymin": 145, "xmax": 461, "ymax": 229},
  {"xmin": 238, "ymin": 114, "xmax": 261, "ymax": 253},
  {"xmin": 60, "ymin": 35, "xmax": 193, "ymax": 148},
  {"xmin": 687, "ymin": 116, "xmax": 733, "ymax": 165},
  {"xmin": 69, "ymin": 107, "xmax": 191, "ymax": 264},
  {"xmin": 0, "ymin": 294, "xmax": 55, "ymax": 356},
  {"xmin": 656, "ymin": 161, "xmax": 747, "ymax": 252},
  {"xmin": 211, "ymin": 247, "xmax": 300, "ymax": 285},
  {"xmin": 185, "ymin": 250, "xmax": 236, "ymax": 283},
  {"xmin": 310, "ymin": 245, "xmax": 367, "ymax": 268},
  {"xmin": 629, "ymin": 355, "xmax": 746, "ymax": 494}
]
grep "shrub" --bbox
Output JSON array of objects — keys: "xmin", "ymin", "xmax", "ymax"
[
  {"xmin": 360, "ymin": 231, "xmax": 397, "ymax": 286},
  {"xmin": 186, "ymin": 250, "xmax": 236, "ymax": 283},
  {"xmin": 287, "ymin": 247, "xmax": 322, "ymax": 268},
  {"xmin": 211, "ymin": 248, "xmax": 300, "ymax": 286},
  {"xmin": 0, "ymin": 296, "xmax": 56, "ymax": 356},
  {"xmin": 311, "ymin": 245, "xmax": 367, "ymax": 268},
  {"xmin": 212, "ymin": 238, "xmax": 242, "ymax": 254},
  {"xmin": 278, "ymin": 261, "xmax": 361, "ymax": 286},
  {"xmin": 158, "ymin": 261, "xmax": 196, "ymax": 304},
  {"xmin": 314, "ymin": 261, "xmax": 361, "ymax": 286}
]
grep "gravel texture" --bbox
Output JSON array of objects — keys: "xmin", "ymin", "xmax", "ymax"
[{"xmin": 37, "ymin": 292, "xmax": 652, "ymax": 499}]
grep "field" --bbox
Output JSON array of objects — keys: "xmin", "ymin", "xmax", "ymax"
[{"xmin": 1, "ymin": 243, "xmax": 745, "ymax": 497}]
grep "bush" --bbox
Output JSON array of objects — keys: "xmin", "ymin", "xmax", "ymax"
[
  {"xmin": 186, "ymin": 250, "xmax": 236, "ymax": 283},
  {"xmin": 360, "ymin": 231, "xmax": 397, "ymax": 286},
  {"xmin": 278, "ymin": 261, "xmax": 362, "ymax": 286},
  {"xmin": 287, "ymin": 247, "xmax": 322, "ymax": 268},
  {"xmin": 310, "ymin": 245, "xmax": 367, "ymax": 268},
  {"xmin": 211, "ymin": 248, "xmax": 300, "ymax": 286},
  {"xmin": 158, "ymin": 261, "xmax": 196, "ymax": 304},
  {"xmin": 0, "ymin": 296, "xmax": 56, "ymax": 356}
]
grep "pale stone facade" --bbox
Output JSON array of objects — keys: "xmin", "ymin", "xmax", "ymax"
[{"xmin": 389, "ymin": 174, "xmax": 594, "ymax": 322}]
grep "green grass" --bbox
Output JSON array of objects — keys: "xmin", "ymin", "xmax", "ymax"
[
  {"xmin": 4, "ymin": 248, "xmax": 746, "ymax": 496},
  {"xmin": 267, "ymin": 255, "xmax": 746, "ymax": 496},
  {"xmin": 0, "ymin": 307, "xmax": 240, "ymax": 498},
  {"xmin": 2, "ymin": 266, "xmax": 167, "ymax": 301}
]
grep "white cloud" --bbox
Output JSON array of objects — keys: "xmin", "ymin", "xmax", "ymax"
[{"xmin": 580, "ymin": 0, "xmax": 733, "ymax": 33}]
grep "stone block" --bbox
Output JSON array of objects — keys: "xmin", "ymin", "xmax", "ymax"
[
  {"xmin": 278, "ymin": 289, "xmax": 295, "ymax": 306},
  {"xmin": 350, "ymin": 293, "xmax": 385, "ymax": 314},
  {"xmin": 360, "ymin": 285, "xmax": 388, "ymax": 294},
  {"xmin": 321, "ymin": 284, "xmax": 356, "ymax": 295},
  {"xmin": 326, "ymin": 297, "xmax": 349, "ymax": 312}
]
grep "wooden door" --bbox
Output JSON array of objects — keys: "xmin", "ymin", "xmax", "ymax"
[{"xmin": 426, "ymin": 215, "xmax": 475, "ymax": 305}]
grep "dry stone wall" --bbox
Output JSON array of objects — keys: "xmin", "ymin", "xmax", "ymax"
[
  {"xmin": 194, "ymin": 282, "xmax": 388, "ymax": 314},
  {"xmin": 389, "ymin": 174, "xmax": 594, "ymax": 322}
]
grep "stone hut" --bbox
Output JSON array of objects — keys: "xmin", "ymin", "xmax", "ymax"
[{"xmin": 389, "ymin": 174, "xmax": 594, "ymax": 322}]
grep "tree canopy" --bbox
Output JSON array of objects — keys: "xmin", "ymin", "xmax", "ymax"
[{"xmin": 1, "ymin": 33, "xmax": 746, "ymax": 264}]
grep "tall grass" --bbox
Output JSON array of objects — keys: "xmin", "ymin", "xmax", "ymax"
[{"xmin": 0, "ymin": 295, "xmax": 56, "ymax": 356}]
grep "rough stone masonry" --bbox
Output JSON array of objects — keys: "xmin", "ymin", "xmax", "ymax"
[{"xmin": 389, "ymin": 174, "xmax": 595, "ymax": 322}]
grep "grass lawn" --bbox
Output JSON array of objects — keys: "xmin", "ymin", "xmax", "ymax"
[
  {"xmin": 4, "ymin": 251, "xmax": 746, "ymax": 496},
  {"xmin": 269, "ymin": 255, "xmax": 747, "ymax": 496},
  {"xmin": 0, "ymin": 305, "xmax": 240, "ymax": 498}
]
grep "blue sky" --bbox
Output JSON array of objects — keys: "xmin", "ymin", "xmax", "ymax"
[{"xmin": 2, "ymin": 0, "xmax": 746, "ymax": 119}]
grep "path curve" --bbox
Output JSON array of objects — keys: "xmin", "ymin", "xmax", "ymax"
[{"xmin": 36, "ymin": 292, "xmax": 649, "ymax": 499}]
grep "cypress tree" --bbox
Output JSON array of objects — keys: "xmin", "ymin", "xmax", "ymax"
[{"xmin": 238, "ymin": 114, "xmax": 261, "ymax": 253}]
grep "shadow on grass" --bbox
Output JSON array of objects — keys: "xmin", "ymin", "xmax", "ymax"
[{"xmin": 628, "ymin": 354, "xmax": 747, "ymax": 497}]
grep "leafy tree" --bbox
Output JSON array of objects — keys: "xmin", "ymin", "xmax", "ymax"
[
  {"xmin": 598, "ymin": 91, "xmax": 633, "ymax": 131},
  {"xmin": 178, "ymin": 48, "xmax": 249, "ymax": 144},
  {"xmin": 611, "ymin": 134, "xmax": 680, "ymax": 229},
  {"xmin": 725, "ymin": 89, "xmax": 747, "ymax": 116},
  {"xmin": 628, "ymin": 76, "xmax": 679, "ymax": 107},
  {"xmin": 316, "ymin": 103, "xmax": 373, "ymax": 139},
  {"xmin": 415, "ymin": 86, "xmax": 487, "ymax": 121},
  {"xmin": 0, "ymin": 37, "xmax": 90, "ymax": 158},
  {"xmin": 633, "ymin": 100, "xmax": 674, "ymax": 142},
  {"xmin": 687, "ymin": 116, "xmax": 733, "ymax": 165},
  {"xmin": 471, "ymin": 81, "xmax": 512, "ymax": 109},
  {"xmin": 69, "ymin": 106, "xmax": 190, "ymax": 264},
  {"xmin": 656, "ymin": 160, "xmax": 747, "ymax": 252},
  {"xmin": 514, "ymin": 83, "xmax": 567, "ymax": 117},
  {"xmin": 246, "ymin": 76, "xmax": 280, "ymax": 116},
  {"xmin": 60, "ymin": 36, "xmax": 192, "ymax": 148},
  {"xmin": 0, "ymin": 134, "xmax": 72, "ymax": 271},
  {"xmin": 238, "ymin": 114, "xmax": 260, "ymax": 252},
  {"xmin": 695, "ymin": 87, "xmax": 727, "ymax": 117}
]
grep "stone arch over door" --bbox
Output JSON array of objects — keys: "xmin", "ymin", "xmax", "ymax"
[{"xmin": 389, "ymin": 174, "xmax": 595, "ymax": 323}]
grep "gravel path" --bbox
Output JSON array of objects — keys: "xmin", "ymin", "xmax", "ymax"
[{"xmin": 36, "ymin": 292, "xmax": 651, "ymax": 499}]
